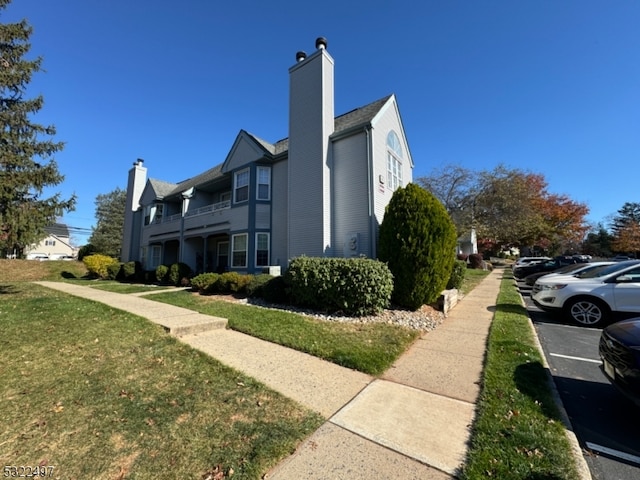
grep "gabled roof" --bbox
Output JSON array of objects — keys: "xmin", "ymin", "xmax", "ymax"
[
  {"xmin": 148, "ymin": 178, "xmax": 177, "ymax": 199},
  {"xmin": 146, "ymin": 94, "xmax": 395, "ymax": 199},
  {"xmin": 244, "ymin": 94, "xmax": 394, "ymax": 159}
]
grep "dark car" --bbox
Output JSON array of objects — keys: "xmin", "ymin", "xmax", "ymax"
[
  {"xmin": 599, "ymin": 317, "xmax": 640, "ymax": 407},
  {"xmin": 513, "ymin": 256, "xmax": 579, "ymax": 279}
]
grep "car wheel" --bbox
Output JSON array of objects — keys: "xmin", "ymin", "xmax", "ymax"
[{"xmin": 564, "ymin": 297, "xmax": 610, "ymax": 327}]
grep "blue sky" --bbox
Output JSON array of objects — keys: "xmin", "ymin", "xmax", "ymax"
[{"xmin": 4, "ymin": 0, "xmax": 639, "ymax": 245}]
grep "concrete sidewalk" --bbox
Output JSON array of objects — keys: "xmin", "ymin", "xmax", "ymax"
[{"xmin": 36, "ymin": 269, "xmax": 502, "ymax": 479}]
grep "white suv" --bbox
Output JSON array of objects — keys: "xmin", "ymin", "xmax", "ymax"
[{"xmin": 532, "ymin": 260, "xmax": 640, "ymax": 327}]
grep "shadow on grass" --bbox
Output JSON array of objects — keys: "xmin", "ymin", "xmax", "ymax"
[
  {"xmin": 496, "ymin": 301, "xmax": 529, "ymax": 316},
  {"xmin": 61, "ymin": 271, "xmax": 79, "ymax": 279},
  {"xmin": 514, "ymin": 361, "xmax": 564, "ymax": 423},
  {"xmin": 0, "ymin": 284, "xmax": 18, "ymax": 294}
]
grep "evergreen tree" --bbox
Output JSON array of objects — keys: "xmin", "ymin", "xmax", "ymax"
[
  {"xmin": 378, "ymin": 183, "xmax": 457, "ymax": 310},
  {"xmin": 88, "ymin": 187, "xmax": 126, "ymax": 258},
  {"xmin": 0, "ymin": 1, "xmax": 75, "ymax": 257}
]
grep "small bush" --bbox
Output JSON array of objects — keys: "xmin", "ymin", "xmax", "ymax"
[
  {"xmin": 107, "ymin": 262, "xmax": 122, "ymax": 281},
  {"xmin": 169, "ymin": 262, "xmax": 192, "ymax": 286},
  {"xmin": 262, "ymin": 275, "xmax": 289, "ymax": 304},
  {"xmin": 122, "ymin": 261, "xmax": 142, "ymax": 282},
  {"xmin": 447, "ymin": 260, "xmax": 467, "ymax": 290},
  {"xmin": 155, "ymin": 265, "xmax": 169, "ymax": 284},
  {"xmin": 83, "ymin": 254, "xmax": 119, "ymax": 279},
  {"xmin": 191, "ymin": 273, "xmax": 220, "ymax": 293},
  {"xmin": 468, "ymin": 253, "xmax": 484, "ymax": 269},
  {"xmin": 246, "ymin": 274, "xmax": 273, "ymax": 298}
]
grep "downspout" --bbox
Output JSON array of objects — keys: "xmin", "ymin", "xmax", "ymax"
[{"xmin": 366, "ymin": 127, "xmax": 376, "ymax": 258}]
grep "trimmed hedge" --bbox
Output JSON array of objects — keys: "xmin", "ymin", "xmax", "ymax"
[{"xmin": 284, "ymin": 256, "xmax": 393, "ymax": 316}]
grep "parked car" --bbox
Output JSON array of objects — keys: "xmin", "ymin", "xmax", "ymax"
[
  {"xmin": 511, "ymin": 256, "xmax": 550, "ymax": 271},
  {"xmin": 532, "ymin": 260, "xmax": 640, "ymax": 327},
  {"xmin": 513, "ymin": 256, "xmax": 579, "ymax": 279},
  {"xmin": 524, "ymin": 262, "xmax": 614, "ymax": 287},
  {"xmin": 613, "ymin": 255, "xmax": 633, "ymax": 262},
  {"xmin": 599, "ymin": 317, "xmax": 640, "ymax": 407}
]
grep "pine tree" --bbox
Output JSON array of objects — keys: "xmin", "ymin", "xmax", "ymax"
[
  {"xmin": 89, "ymin": 188, "xmax": 126, "ymax": 258},
  {"xmin": 0, "ymin": 0, "xmax": 75, "ymax": 257}
]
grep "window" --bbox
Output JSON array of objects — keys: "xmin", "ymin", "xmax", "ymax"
[
  {"xmin": 150, "ymin": 245, "xmax": 162, "ymax": 269},
  {"xmin": 386, "ymin": 131, "xmax": 403, "ymax": 191},
  {"xmin": 256, "ymin": 166, "xmax": 271, "ymax": 200},
  {"xmin": 255, "ymin": 233, "xmax": 270, "ymax": 267},
  {"xmin": 45, "ymin": 240, "xmax": 56, "ymax": 246},
  {"xmin": 144, "ymin": 203, "xmax": 164, "ymax": 225},
  {"xmin": 231, "ymin": 234, "xmax": 247, "ymax": 268},
  {"xmin": 234, "ymin": 169, "xmax": 249, "ymax": 203}
]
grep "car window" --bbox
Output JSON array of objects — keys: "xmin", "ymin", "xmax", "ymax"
[
  {"xmin": 617, "ymin": 266, "xmax": 640, "ymax": 282},
  {"xmin": 585, "ymin": 260, "xmax": 640, "ymax": 278}
]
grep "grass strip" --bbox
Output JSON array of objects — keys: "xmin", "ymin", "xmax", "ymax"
[
  {"xmin": 0, "ymin": 283, "xmax": 323, "ymax": 479},
  {"xmin": 460, "ymin": 271, "xmax": 579, "ymax": 480},
  {"xmin": 149, "ymin": 291, "xmax": 420, "ymax": 375}
]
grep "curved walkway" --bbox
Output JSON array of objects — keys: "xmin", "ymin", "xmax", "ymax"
[{"xmin": 36, "ymin": 269, "xmax": 502, "ymax": 479}]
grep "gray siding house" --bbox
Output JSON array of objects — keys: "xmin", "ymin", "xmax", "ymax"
[{"xmin": 121, "ymin": 38, "xmax": 414, "ymax": 274}]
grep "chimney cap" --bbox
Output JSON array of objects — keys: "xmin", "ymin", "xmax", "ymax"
[
  {"xmin": 315, "ymin": 37, "xmax": 328, "ymax": 50},
  {"xmin": 295, "ymin": 51, "xmax": 307, "ymax": 62}
]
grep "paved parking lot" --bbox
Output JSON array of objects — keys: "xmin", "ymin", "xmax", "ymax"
[{"xmin": 519, "ymin": 281, "xmax": 640, "ymax": 480}]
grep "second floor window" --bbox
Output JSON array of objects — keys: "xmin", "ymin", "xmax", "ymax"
[
  {"xmin": 386, "ymin": 130, "xmax": 403, "ymax": 191},
  {"xmin": 257, "ymin": 166, "xmax": 271, "ymax": 200},
  {"xmin": 144, "ymin": 203, "xmax": 163, "ymax": 225},
  {"xmin": 234, "ymin": 169, "xmax": 249, "ymax": 203}
]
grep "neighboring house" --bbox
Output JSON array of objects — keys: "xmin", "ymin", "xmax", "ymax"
[
  {"xmin": 457, "ymin": 228, "xmax": 478, "ymax": 256},
  {"xmin": 121, "ymin": 37, "xmax": 414, "ymax": 274},
  {"xmin": 25, "ymin": 223, "xmax": 76, "ymax": 260}
]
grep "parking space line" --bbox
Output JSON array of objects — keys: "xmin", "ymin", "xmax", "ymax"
[
  {"xmin": 550, "ymin": 353, "xmax": 601, "ymax": 364},
  {"xmin": 586, "ymin": 442, "xmax": 640, "ymax": 466}
]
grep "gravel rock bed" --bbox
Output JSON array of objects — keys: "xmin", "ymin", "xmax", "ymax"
[{"xmin": 225, "ymin": 296, "xmax": 447, "ymax": 332}]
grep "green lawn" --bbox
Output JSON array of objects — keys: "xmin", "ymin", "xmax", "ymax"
[
  {"xmin": 460, "ymin": 270, "xmax": 579, "ymax": 479},
  {"xmin": 0, "ymin": 283, "xmax": 323, "ymax": 479},
  {"xmin": 149, "ymin": 291, "xmax": 420, "ymax": 375}
]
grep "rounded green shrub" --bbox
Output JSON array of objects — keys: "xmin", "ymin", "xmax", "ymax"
[
  {"xmin": 190, "ymin": 273, "xmax": 220, "ymax": 293},
  {"xmin": 378, "ymin": 183, "xmax": 457, "ymax": 310},
  {"xmin": 155, "ymin": 265, "xmax": 169, "ymax": 284},
  {"xmin": 447, "ymin": 260, "xmax": 467, "ymax": 290},
  {"xmin": 169, "ymin": 262, "xmax": 192, "ymax": 286},
  {"xmin": 246, "ymin": 274, "xmax": 273, "ymax": 297}
]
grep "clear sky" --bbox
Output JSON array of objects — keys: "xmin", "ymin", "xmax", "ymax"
[{"xmin": 4, "ymin": 0, "xmax": 639, "ymax": 245}]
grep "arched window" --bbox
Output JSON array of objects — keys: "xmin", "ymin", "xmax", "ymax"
[{"xmin": 386, "ymin": 131, "xmax": 403, "ymax": 191}]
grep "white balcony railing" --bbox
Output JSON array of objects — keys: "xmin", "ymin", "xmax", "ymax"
[{"xmin": 185, "ymin": 200, "xmax": 231, "ymax": 217}]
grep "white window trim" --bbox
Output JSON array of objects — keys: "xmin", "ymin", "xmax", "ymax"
[
  {"xmin": 234, "ymin": 169, "xmax": 250, "ymax": 204},
  {"xmin": 387, "ymin": 153, "xmax": 403, "ymax": 191},
  {"xmin": 255, "ymin": 232, "xmax": 270, "ymax": 268},
  {"xmin": 256, "ymin": 166, "xmax": 271, "ymax": 201},
  {"xmin": 231, "ymin": 233, "xmax": 248, "ymax": 268}
]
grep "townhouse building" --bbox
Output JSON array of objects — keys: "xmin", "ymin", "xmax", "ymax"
[{"xmin": 121, "ymin": 37, "xmax": 414, "ymax": 274}]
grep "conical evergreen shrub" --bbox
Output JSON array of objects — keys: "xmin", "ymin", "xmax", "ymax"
[{"xmin": 378, "ymin": 183, "xmax": 457, "ymax": 310}]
